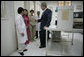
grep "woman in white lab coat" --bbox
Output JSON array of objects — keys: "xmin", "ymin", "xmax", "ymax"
[
  {"xmin": 36, "ymin": 11, "xmax": 41, "ymax": 38},
  {"xmin": 15, "ymin": 7, "xmax": 28, "ymax": 56}
]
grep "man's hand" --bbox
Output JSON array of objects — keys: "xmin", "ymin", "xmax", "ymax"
[
  {"xmin": 21, "ymin": 33, "xmax": 24, "ymax": 37},
  {"xmin": 43, "ymin": 26, "xmax": 47, "ymax": 30}
]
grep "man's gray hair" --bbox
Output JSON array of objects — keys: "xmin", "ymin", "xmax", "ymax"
[{"xmin": 41, "ymin": 2, "xmax": 47, "ymax": 7}]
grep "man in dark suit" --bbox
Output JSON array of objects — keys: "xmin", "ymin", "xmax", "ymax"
[{"xmin": 37, "ymin": 2, "xmax": 52, "ymax": 48}]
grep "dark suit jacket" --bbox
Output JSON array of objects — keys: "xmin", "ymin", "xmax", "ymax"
[{"xmin": 38, "ymin": 8, "xmax": 52, "ymax": 30}]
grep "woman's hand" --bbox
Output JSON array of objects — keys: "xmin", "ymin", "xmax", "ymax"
[
  {"xmin": 26, "ymin": 26, "xmax": 28, "ymax": 29},
  {"xmin": 35, "ymin": 20, "xmax": 37, "ymax": 23},
  {"xmin": 27, "ymin": 26, "xmax": 29, "ymax": 29}
]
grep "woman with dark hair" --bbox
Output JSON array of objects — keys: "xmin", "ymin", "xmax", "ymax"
[{"xmin": 23, "ymin": 9, "xmax": 30, "ymax": 45}]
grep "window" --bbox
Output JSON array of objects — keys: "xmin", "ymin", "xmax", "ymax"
[
  {"xmin": 58, "ymin": 1, "xmax": 71, "ymax": 6},
  {"xmin": 65, "ymin": 1, "xmax": 71, "ymax": 6},
  {"xmin": 58, "ymin": 1, "xmax": 64, "ymax": 6}
]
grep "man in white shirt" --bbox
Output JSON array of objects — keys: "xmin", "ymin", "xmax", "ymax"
[
  {"xmin": 15, "ymin": 7, "xmax": 28, "ymax": 56},
  {"xmin": 36, "ymin": 11, "xmax": 41, "ymax": 39}
]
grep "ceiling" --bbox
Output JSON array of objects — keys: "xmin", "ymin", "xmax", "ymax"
[{"xmin": 40, "ymin": 1, "xmax": 58, "ymax": 4}]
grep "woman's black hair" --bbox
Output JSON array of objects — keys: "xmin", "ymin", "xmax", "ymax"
[
  {"xmin": 17, "ymin": 7, "xmax": 24, "ymax": 14},
  {"xmin": 24, "ymin": 9, "xmax": 27, "ymax": 12},
  {"xmin": 30, "ymin": 10, "xmax": 34, "ymax": 13},
  {"xmin": 24, "ymin": 9, "xmax": 28, "ymax": 16}
]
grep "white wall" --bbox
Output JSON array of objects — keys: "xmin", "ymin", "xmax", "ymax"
[
  {"xmin": 35, "ymin": 1, "xmax": 42, "ymax": 17},
  {"xmin": 24, "ymin": 1, "xmax": 35, "ymax": 16},
  {"xmin": 14, "ymin": 1, "xmax": 24, "ymax": 19},
  {"xmin": 24, "ymin": 1, "xmax": 42, "ymax": 17},
  {"xmin": 1, "ymin": 1, "xmax": 25, "ymax": 56},
  {"xmin": 46, "ymin": 1, "xmax": 83, "ymax": 12},
  {"xmin": 46, "ymin": 1, "xmax": 58, "ymax": 25},
  {"xmin": 1, "ymin": 1, "xmax": 17, "ymax": 56},
  {"xmin": 24, "ymin": 1, "xmax": 30, "ymax": 13}
]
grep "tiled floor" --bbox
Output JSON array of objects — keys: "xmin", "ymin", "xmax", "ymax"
[{"xmin": 10, "ymin": 32, "xmax": 83, "ymax": 56}]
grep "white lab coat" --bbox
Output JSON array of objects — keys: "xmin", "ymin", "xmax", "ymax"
[
  {"xmin": 15, "ymin": 14, "xmax": 28, "ymax": 44},
  {"xmin": 36, "ymin": 16, "xmax": 41, "ymax": 31}
]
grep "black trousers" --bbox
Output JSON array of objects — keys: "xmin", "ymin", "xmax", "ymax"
[
  {"xmin": 36, "ymin": 31, "xmax": 38, "ymax": 38},
  {"xmin": 40, "ymin": 29, "xmax": 49, "ymax": 47},
  {"xmin": 36, "ymin": 31, "xmax": 40, "ymax": 38}
]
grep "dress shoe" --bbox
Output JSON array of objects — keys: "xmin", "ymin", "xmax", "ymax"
[
  {"xmin": 39, "ymin": 46, "xmax": 46, "ymax": 48},
  {"xmin": 48, "ymin": 38, "xmax": 51, "ymax": 39},
  {"xmin": 18, "ymin": 52, "xmax": 24, "ymax": 56},
  {"xmin": 23, "ymin": 49, "xmax": 28, "ymax": 52}
]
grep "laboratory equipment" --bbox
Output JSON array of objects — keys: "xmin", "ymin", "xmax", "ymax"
[
  {"xmin": 73, "ymin": 12, "xmax": 83, "ymax": 29},
  {"xmin": 52, "ymin": 31, "xmax": 61, "ymax": 42}
]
